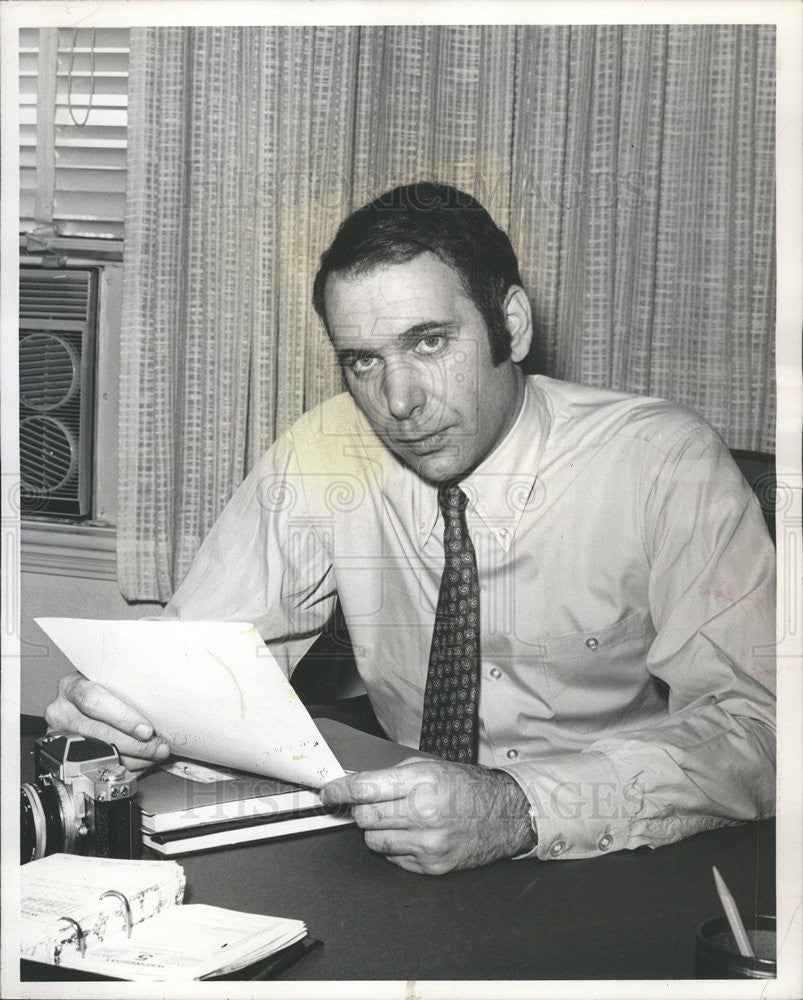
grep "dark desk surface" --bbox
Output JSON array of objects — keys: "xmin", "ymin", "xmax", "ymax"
[
  {"xmin": 180, "ymin": 817, "xmax": 774, "ymax": 980},
  {"xmin": 20, "ymin": 717, "xmax": 775, "ymax": 981}
]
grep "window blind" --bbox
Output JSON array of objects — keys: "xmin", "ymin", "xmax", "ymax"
[{"xmin": 19, "ymin": 27, "xmax": 129, "ymax": 241}]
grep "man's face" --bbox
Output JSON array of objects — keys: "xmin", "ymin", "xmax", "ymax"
[{"xmin": 324, "ymin": 253, "xmax": 529, "ymax": 483}]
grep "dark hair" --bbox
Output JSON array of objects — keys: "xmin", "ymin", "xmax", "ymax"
[{"xmin": 312, "ymin": 182, "xmax": 523, "ymax": 365}]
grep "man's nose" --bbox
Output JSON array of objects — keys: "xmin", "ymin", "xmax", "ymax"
[{"xmin": 381, "ymin": 361, "xmax": 426, "ymax": 421}]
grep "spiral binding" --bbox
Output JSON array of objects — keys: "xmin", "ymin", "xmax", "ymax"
[
  {"xmin": 100, "ymin": 889, "xmax": 133, "ymax": 937},
  {"xmin": 57, "ymin": 916, "xmax": 86, "ymax": 957},
  {"xmin": 56, "ymin": 888, "xmax": 133, "ymax": 961}
]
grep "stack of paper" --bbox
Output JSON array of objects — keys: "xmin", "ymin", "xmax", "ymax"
[
  {"xmin": 137, "ymin": 758, "xmax": 352, "ymax": 856},
  {"xmin": 21, "ymin": 854, "xmax": 309, "ymax": 981}
]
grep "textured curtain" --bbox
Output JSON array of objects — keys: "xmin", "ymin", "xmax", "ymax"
[
  {"xmin": 510, "ymin": 25, "xmax": 775, "ymax": 444},
  {"xmin": 119, "ymin": 27, "xmax": 356, "ymax": 599},
  {"xmin": 119, "ymin": 24, "xmax": 775, "ymax": 602}
]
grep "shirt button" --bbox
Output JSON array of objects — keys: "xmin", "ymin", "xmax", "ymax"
[
  {"xmin": 490, "ymin": 667, "xmax": 502, "ymax": 679},
  {"xmin": 550, "ymin": 839, "xmax": 567, "ymax": 857},
  {"xmin": 585, "ymin": 637, "xmax": 599, "ymax": 651},
  {"xmin": 506, "ymin": 748, "xmax": 519, "ymax": 760},
  {"xmin": 500, "ymin": 528, "xmax": 508, "ymax": 537},
  {"xmin": 598, "ymin": 833, "xmax": 613, "ymax": 851}
]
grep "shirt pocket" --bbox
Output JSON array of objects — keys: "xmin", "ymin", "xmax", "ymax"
[{"xmin": 539, "ymin": 609, "xmax": 657, "ymax": 726}]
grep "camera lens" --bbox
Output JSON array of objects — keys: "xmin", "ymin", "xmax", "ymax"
[{"xmin": 20, "ymin": 776, "xmax": 74, "ymax": 864}]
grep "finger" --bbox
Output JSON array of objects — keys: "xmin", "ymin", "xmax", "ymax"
[
  {"xmin": 352, "ymin": 800, "xmax": 412, "ymax": 830},
  {"xmin": 46, "ymin": 674, "xmax": 169, "ymax": 762},
  {"xmin": 386, "ymin": 855, "xmax": 433, "ymax": 875},
  {"xmin": 386, "ymin": 854, "xmax": 452, "ymax": 877},
  {"xmin": 52, "ymin": 713, "xmax": 171, "ymax": 766},
  {"xmin": 362, "ymin": 823, "xmax": 458, "ymax": 876},
  {"xmin": 118, "ymin": 753, "xmax": 162, "ymax": 774},
  {"xmin": 388, "ymin": 856, "xmax": 424, "ymax": 874},
  {"xmin": 320, "ymin": 764, "xmax": 429, "ymax": 806},
  {"xmin": 60, "ymin": 674, "xmax": 155, "ymax": 740},
  {"xmin": 363, "ymin": 828, "xmax": 413, "ymax": 856}
]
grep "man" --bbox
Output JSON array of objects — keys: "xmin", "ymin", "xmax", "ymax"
[{"xmin": 46, "ymin": 183, "xmax": 776, "ymax": 875}]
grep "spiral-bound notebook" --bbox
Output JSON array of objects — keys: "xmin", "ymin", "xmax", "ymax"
[{"xmin": 20, "ymin": 854, "xmax": 312, "ymax": 981}]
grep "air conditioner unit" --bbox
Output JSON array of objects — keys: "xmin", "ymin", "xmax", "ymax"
[{"xmin": 19, "ymin": 267, "xmax": 98, "ymax": 518}]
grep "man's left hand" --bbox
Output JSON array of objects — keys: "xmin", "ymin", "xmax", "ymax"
[{"xmin": 319, "ymin": 758, "xmax": 536, "ymax": 875}]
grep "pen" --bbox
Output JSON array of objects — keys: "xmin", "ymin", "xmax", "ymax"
[{"xmin": 712, "ymin": 865, "xmax": 755, "ymax": 958}]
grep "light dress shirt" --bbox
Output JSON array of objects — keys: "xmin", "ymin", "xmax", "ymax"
[{"xmin": 165, "ymin": 375, "xmax": 776, "ymax": 862}]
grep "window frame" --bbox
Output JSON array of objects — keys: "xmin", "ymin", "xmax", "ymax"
[{"xmin": 19, "ymin": 25, "xmax": 129, "ymax": 244}]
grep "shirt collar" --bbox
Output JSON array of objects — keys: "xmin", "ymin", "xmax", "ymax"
[{"xmin": 418, "ymin": 377, "xmax": 551, "ymax": 552}]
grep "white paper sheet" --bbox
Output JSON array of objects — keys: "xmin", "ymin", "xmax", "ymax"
[{"xmin": 35, "ymin": 618, "xmax": 346, "ymax": 787}]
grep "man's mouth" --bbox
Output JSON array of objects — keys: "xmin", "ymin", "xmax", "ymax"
[{"xmin": 393, "ymin": 429, "xmax": 449, "ymax": 454}]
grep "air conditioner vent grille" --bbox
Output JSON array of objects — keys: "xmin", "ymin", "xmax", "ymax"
[
  {"xmin": 20, "ymin": 272, "xmax": 93, "ymax": 319},
  {"xmin": 19, "ymin": 331, "xmax": 80, "ymax": 411},
  {"xmin": 18, "ymin": 267, "xmax": 97, "ymax": 517},
  {"xmin": 20, "ymin": 415, "xmax": 76, "ymax": 492}
]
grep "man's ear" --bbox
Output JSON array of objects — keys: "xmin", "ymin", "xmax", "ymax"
[{"xmin": 503, "ymin": 286, "xmax": 534, "ymax": 363}]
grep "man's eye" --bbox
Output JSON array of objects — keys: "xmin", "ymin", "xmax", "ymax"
[
  {"xmin": 350, "ymin": 354, "xmax": 380, "ymax": 375},
  {"xmin": 416, "ymin": 334, "xmax": 446, "ymax": 355}
]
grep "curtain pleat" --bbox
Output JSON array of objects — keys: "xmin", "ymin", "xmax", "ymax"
[
  {"xmin": 119, "ymin": 25, "xmax": 776, "ymax": 601},
  {"xmin": 352, "ymin": 27, "xmax": 517, "ymax": 225},
  {"xmin": 251, "ymin": 26, "xmax": 358, "ymax": 453},
  {"xmin": 119, "ymin": 28, "xmax": 187, "ymax": 600}
]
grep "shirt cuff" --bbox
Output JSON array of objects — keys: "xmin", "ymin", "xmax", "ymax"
[{"xmin": 498, "ymin": 751, "xmax": 640, "ymax": 860}]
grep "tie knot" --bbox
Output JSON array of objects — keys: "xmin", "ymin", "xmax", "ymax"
[{"xmin": 438, "ymin": 481, "xmax": 468, "ymax": 520}]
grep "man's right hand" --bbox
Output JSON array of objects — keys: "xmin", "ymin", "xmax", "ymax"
[{"xmin": 44, "ymin": 672, "xmax": 170, "ymax": 773}]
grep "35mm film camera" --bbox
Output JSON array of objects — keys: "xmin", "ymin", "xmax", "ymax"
[{"xmin": 21, "ymin": 733, "xmax": 140, "ymax": 865}]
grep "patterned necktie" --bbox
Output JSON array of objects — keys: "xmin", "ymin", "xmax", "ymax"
[{"xmin": 419, "ymin": 481, "xmax": 480, "ymax": 763}]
